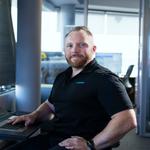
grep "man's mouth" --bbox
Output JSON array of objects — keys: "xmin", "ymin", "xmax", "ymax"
[{"xmin": 70, "ymin": 54, "xmax": 83, "ymax": 58}]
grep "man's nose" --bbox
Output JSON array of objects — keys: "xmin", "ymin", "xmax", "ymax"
[{"xmin": 72, "ymin": 44, "xmax": 80, "ymax": 52}]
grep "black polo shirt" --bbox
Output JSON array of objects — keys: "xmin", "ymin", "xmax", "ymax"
[{"xmin": 48, "ymin": 59, "xmax": 133, "ymax": 139}]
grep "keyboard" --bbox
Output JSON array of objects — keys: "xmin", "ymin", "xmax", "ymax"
[
  {"xmin": 0, "ymin": 112, "xmax": 12, "ymax": 121},
  {"xmin": 1, "ymin": 122, "xmax": 25, "ymax": 131},
  {"xmin": 0, "ymin": 112, "xmax": 41, "ymax": 140}
]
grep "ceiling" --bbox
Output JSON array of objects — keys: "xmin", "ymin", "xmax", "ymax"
[{"xmin": 43, "ymin": 0, "xmax": 140, "ymax": 13}]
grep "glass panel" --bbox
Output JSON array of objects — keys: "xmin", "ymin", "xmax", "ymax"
[
  {"xmin": 41, "ymin": 10, "xmax": 61, "ymax": 52},
  {"xmin": 75, "ymin": 11, "xmax": 84, "ymax": 26},
  {"xmin": 88, "ymin": 12, "xmax": 105, "ymax": 34},
  {"xmin": 87, "ymin": 11, "xmax": 139, "ymax": 77},
  {"xmin": 107, "ymin": 13, "xmax": 139, "ymax": 35},
  {"xmin": 11, "ymin": 0, "xmax": 17, "ymax": 41},
  {"xmin": 0, "ymin": 0, "xmax": 16, "ymax": 86}
]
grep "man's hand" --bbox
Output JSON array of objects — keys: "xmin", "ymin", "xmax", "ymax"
[
  {"xmin": 7, "ymin": 113, "xmax": 37, "ymax": 127},
  {"xmin": 7, "ymin": 101, "xmax": 54, "ymax": 127},
  {"xmin": 59, "ymin": 136, "xmax": 89, "ymax": 150}
]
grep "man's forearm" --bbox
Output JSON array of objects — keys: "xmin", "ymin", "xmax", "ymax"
[
  {"xmin": 31, "ymin": 101, "xmax": 54, "ymax": 122},
  {"xmin": 93, "ymin": 109, "xmax": 137, "ymax": 150}
]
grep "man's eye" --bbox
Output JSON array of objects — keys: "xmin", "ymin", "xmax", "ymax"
[
  {"xmin": 79, "ymin": 42, "xmax": 88, "ymax": 48},
  {"xmin": 66, "ymin": 44, "xmax": 73, "ymax": 48}
]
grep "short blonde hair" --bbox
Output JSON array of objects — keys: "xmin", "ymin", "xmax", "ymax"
[{"xmin": 65, "ymin": 26, "xmax": 93, "ymax": 38}]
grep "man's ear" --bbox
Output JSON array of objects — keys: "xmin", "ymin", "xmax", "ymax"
[{"xmin": 93, "ymin": 45, "xmax": 97, "ymax": 52}]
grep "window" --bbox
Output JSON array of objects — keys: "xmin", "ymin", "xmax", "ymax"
[
  {"xmin": 87, "ymin": 11, "xmax": 139, "ymax": 77},
  {"xmin": 0, "ymin": 0, "xmax": 16, "ymax": 88},
  {"xmin": 41, "ymin": 10, "xmax": 61, "ymax": 52},
  {"xmin": 41, "ymin": 10, "xmax": 67, "ymax": 85},
  {"xmin": 41, "ymin": 6, "xmax": 139, "ymax": 86}
]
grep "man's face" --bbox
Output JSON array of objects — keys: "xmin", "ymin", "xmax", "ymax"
[{"xmin": 64, "ymin": 30, "xmax": 96, "ymax": 68}]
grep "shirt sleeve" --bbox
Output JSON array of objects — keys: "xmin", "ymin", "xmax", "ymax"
[
  {"xmin": 97, "ymin": 75, "xmax": 133, "ymax": 116},
  {"xmin": 45, "ymin": 99, "xmax": 55, "ymax": 112}
]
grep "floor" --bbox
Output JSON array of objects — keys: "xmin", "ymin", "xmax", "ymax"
[{"xmin": 113, "ymin": 129, "xmax": 150, "ymax": 150}]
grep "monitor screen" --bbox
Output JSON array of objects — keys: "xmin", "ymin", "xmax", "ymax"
[{"xmin": 96, "ymin": 53, "xmax": 122, "ymax": 75}]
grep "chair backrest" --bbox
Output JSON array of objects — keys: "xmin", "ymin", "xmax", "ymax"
[{"xmin": 122, "ymin": 65, "xmax": 134, "ymax": 88}]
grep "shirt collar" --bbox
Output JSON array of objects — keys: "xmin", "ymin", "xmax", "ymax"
[
  {"xmin": 65, "ymin": 59, "xmax": 98, "ymax": 80},
  {"xmin": 81, "ymin": 58, "xmax": 98, "ymax": 73}
]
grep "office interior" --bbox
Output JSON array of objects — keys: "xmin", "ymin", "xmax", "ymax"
[{"xmin": 0, "ymin": 0, "xmax": 150, "ymax": 149}]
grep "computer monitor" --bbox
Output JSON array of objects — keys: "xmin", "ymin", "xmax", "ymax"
[{"xmin": 96, "ymin": 53, "xmax": 122, "ymax": 75}]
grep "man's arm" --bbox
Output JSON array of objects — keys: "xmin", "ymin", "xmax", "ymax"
[
  {"xmin": 31, "ymin": 100, "xmax": 54, "ymax": 121},
  {"xmin": 93, "ymin": 109, "xmax": 137, "ymax": 149},
  {"xmin": 9, "ymin": 101, "xmax": 54, "ymax": 126},
  {"xmin": 59, "ymin": 109, "xmax": 137, "ymax": 150}
]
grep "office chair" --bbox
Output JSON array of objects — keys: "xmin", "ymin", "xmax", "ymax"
[
  {"xmin": 122, "ymin": 65, "xmax": 134, "ymax": 88},
  {"xmin": 122, "ymin": 65, "xmax": 136, "ymax": 107}
]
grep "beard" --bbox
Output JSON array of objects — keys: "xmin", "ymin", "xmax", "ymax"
[{"xmin": 65, "ymin": 54, "xmax": 89, "ymax": 68}]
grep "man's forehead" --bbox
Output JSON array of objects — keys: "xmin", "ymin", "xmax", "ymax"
[
  {"xmin": 66, "ymin": 30, "xmax": 88, "ymax": 37},
  {"xmin": 65, "ymin": 31, "xmax": 91, "ymax": 42}
]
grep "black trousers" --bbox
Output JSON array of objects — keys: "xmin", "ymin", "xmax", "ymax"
[
  {"xmin": 6, "ymin": 132, "xmax": 67, "ymax": 150},
  {"xmin": 6, "ymin": 133, "xmax": 112, "ymax": 150}
]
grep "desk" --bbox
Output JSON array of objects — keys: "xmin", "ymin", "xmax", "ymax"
[
  {"xmin": 0, "ymin": 129, "xmax": 40, "ymax": 150},
  {"xmin": 0, "ymin": 112, "xmax": 41, "ymax": 149}
]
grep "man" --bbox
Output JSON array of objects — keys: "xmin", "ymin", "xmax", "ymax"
[{"xmin": 9, "ymin": 26, "xmax": 137, "ymax": 150}]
